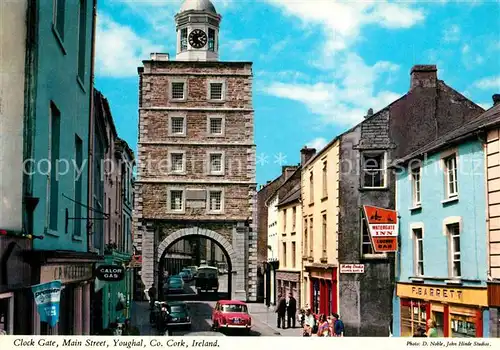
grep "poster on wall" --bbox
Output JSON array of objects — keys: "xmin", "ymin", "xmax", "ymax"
[
  {"xmin": 363, "ymin": 205, "xmax": 399, "ymax": 253},
  {"xmin": 31, "ymin": 280, "xmax": 62, "ymax": 327}
]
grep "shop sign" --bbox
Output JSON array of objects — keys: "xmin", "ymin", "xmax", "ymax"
[
  {"xmin": 340, "ymin": 264, "xmax": 365, "ymax": 273},
  {"xmin": 32, "ymin": 280, "xmax": 62, "ymax": 327},
  {"xmin": 363, "ymin": 205, "xmax": 398, "ymax": 253},
  {"xmin": 95, "ymin": 265, "xmax": 125, "ymax": 282},
  {"xmin": 396, "ymin": 283, "xmax": 488, "ymax": 307},
  {"xmin": 310, "ymin": 269, "xmax": 333, "ymax": 280},
  {"xmin": 40, "ymin": 264, "xmax": 93, "ymax": 284}
]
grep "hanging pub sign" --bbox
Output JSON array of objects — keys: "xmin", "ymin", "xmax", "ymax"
[
  {"xmin": 95, "ymin": 265, "xmax": 125, "ymax": 282},
  {"xmin": 363, "ymin": 205, "xmax": 399, "ymax": 253}
]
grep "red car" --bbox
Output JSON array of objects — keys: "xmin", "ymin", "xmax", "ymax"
[{"xmin": 212, "ymin": 300, "xmax": 251, "ymax": 334}]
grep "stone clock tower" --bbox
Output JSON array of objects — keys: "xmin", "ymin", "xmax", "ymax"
[
  {"xmin": 175, "ymin": 0, "xmax": 221, "ymax": 61},
  {"xmin": 135, "ymin": 0, "xmax": 257, "ymax": 302}
]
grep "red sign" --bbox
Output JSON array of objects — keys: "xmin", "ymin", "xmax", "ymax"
[{"xmin": 363, "ymin": 205, "xmax": 399, "ymax": 252}]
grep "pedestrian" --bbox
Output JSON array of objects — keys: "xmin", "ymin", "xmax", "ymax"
[
  {"xmin": 275, "ymin": 294, "xmax": 286, "ymax": 329},
  {"xmin": 286, "ymin": 292, "xmax": 297, "ymax": 329},
  {"xmin": 298, "ymin": 308, "xmax": 305, "ymax": 328},
  {"xmin": 316, "ymin": 314, "xmax": 330, "ymax": 336},
  {"xmin": 413, "ymin": 326, "xmax": 426, "ymax": 337},
  {"xmin": 331, "ymin": 313, "xmax": 344, "ymax": 337},
  {"xmin": 148, "ymin": 283, "xmax": 157, "ymax": 324},
  {"xmin": 426, "ymin": 319, "xmax": 438, "ymax": 337},
  {"xmin": 302, "ymin": 308, "xmax": 316, "ymax": 336}
]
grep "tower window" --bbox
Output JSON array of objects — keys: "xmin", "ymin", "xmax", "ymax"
[
  {"xmin": 180, "ymin": 28, "xmax": 188, "ymax": 51},
  {"xmin": 210, "ymin": 83, "xmax": 223, "ymax": 100},
  {"xmin": 171, "ymin": 82, "xmax": 185, "ymax": 100},
  {"xmin": 208, "ymin": 28, "xmax": 215, "ymax": 52}
]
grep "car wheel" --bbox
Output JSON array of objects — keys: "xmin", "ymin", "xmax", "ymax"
[{"xmin": 244, "ymin": 328, "xmax": 250, "ymax": 336}]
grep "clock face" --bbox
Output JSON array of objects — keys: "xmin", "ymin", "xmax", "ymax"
[{"xmin": 189, "ymin": 29, "xmax": 208, "ymax": 49}]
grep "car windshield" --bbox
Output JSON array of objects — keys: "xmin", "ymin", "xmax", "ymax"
[
  {"xmin": 222, "ymin": 304, "xmax": 247, "ymax": 313},
  {"xmin": 169, "ymin": 305, "xmax": 186, "ymax": 313}
]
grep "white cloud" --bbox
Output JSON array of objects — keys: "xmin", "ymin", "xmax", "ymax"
[
  {"xmin": 306, "ymin": 137, "xmax": 328, "ymax": 151},
  {"xmin": 266, "ymin": 0, "xmax": 424, "ymax": 59},
  {"xmin": 262, "ymin": 54, "xmax": 401, "ymax": 126},
  {"xmin": 222, "ymin": 38, "xmax": 259, "ymax": 53},
  {"xmin": 442, "ymin": 24, "xmax": 460, "ymax": 42},
  {"xmin": 96, "ymin": 13, "xmax": 166, "ymax": 77},
  {"xmin": 461, "ymin": 44, "xmax": 470, "ymax": 54},
  {"xmin": 473, "ymin": 76, "xmax": 500, "ymax": 90}
]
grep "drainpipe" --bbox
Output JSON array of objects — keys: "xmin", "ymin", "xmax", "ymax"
[
  {"xmin": 87, "ymin": 0, "xmax": 97, "ymax": 252},
  {"xmin": 482, "ymin": 132, "xmax": 491, "ymax": 280}
]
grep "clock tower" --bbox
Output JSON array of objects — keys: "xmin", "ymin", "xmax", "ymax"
[{"xmin": 175, "ymin": 0, "xmax": 221, "ymax": 61}]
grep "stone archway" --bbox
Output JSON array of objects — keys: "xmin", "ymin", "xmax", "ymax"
[{"xmin": 146, "ymin": 226, "xmax": 245, "ymax": 300}]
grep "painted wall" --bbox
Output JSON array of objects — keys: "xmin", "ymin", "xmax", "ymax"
[
  {"xmin": 300, "ymin": 140, "xmax": 340, "ymax": 265},
  {"xmin": 267, "ymin": 195, "xmax": 279, "ymax": 262},
  {"xmin": 277, "ymin": 202, "xmax": 302, "ymax": 271},
  {"xmin": 486, "ymin": 128, "xmax": 500, "ymax": 279},
  {"xmin": 396, "ymin": 140, "xmax": 487, "ymax": 284},
  {"xmin": 32, "ymin": 0, "xmax": 94, "ymax": 251},
  {"xmin": 0, "ymin": 0, "xmax": 27, "ymax": 231}
]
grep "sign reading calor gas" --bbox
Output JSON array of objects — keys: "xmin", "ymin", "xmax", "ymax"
[
  {"xmin": 95, "ymin": 265, "xmax": 125, "ymax": 282},
  {"xmin": 363, "ymin": 205, "xmax": 398, "ymax": 253}
]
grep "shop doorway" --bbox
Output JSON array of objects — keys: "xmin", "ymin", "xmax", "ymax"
[{"xmin": 432, "ymin": 311, "xmax": 445, "ymax": 337}]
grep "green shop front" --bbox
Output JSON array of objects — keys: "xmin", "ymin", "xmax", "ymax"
[{"xmin": 95, "ymin": 251, "xmax": 134, "ymax": 328}]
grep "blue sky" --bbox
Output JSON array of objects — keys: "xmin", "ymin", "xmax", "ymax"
[{"xmin": 95, "ymin": 0, "xmax": 500, "ymax": 185}]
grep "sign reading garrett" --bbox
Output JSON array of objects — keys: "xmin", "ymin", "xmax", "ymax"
[
  {"xmin": 95, "ymin": 265, "xmax": 125, "ymax": 282},
  {"xmin": 363, "ymin": 205, "xmax": 398, "ymax": 253}
]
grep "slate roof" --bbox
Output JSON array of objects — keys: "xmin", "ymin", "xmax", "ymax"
[
  {"xmin": 277, "ymin": 184, "xmax": 301, "ymax": 207},
  {"xmin": 392, "ymin": 103, "xmax": 500, "ymax": 167}
]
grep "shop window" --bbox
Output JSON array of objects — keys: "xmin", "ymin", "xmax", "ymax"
[
  {"xmin": 400, "ymin": 299, "xmax": 427, "ymax": 337},
  {"xmin": 433, "ymin": 311, "xmax": 445, "ymax": 337},
  {"xmin": 59, "ymin": 285, "xmax": 74, "ymax": 335},
  {"xmin": 327, "ymin": 282, "xmax": 332, "ymax": 315},
  {"xmin": 0, "ymin": 293, "xmax": 13, "ymax": 335},
  {"xmin": 451, "ymin": 313, "xmax": 476, "ymax": 337},
  {"xmin": 312, "ymin": 279, "xmax": 320, "ymax": 315}
]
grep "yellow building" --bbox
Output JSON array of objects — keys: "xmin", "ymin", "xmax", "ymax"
[
  {"xmin": 301, "ymin": 140, "xmax": 340, "ymax": 314},
  {"xmin": 276, "ymin": 184, "xmax": 302, "ymax": 304}
]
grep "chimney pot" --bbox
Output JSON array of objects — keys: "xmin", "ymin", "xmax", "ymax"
[
  {"xmin": 300, "ymin": 147, "xmax": 316, "ymax": 165},
  {"xmin": 410, "ymin": 64, "xmax": 437, "ymax": 90},
  {"xmin": 365, "ymin": 108, "xmax": 373, "ymax": 119},
  {"xmin": 493, "ymin": 94, "xmax": 500, "ymax": 106}
]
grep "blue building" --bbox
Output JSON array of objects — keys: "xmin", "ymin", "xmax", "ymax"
[
  {"xmin": 392, "ymin": 102, "xmax": 500, "ymax": 338},
  {"xmin": 21, "ymin": 0, "xmax": 99, "ymax": 335}
]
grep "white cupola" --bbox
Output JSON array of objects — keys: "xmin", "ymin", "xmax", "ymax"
[{"xmin": 175, "ymin": 0, "xmax": 222, "ymax": 61}]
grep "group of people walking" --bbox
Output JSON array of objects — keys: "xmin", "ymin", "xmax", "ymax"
[{"xmin": 274, "ymin": 292, "xmax": 344, "ymax": 337}]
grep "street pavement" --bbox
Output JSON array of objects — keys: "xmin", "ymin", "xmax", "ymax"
[{"xmin": 131, "ymin": 275, "xmax": 301, "ymax": 337}]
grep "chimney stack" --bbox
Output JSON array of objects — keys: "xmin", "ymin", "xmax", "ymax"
[
  {"xmin": 493, "ymin": 94, "xmax": 500, "ymax": 106},
  {"xmin": 365, "ymin": 108, "xmax": 373, "ymax": 119},
  {"xmin": 410, "ymin": 65, "xmax": 437, "ymax": 90},
  {"xmin": 300, "ymin": 146, "xmax": 316, "ymax": 165},
  {"xmin": 282, "ymin": 166, "xmax": 297, "ymax": 180}
]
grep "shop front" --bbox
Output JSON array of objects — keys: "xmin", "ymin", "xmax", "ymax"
[
  {"xmin": 488, "ymin": 282, "xmax": 500, "ymax": 337},
  {"xmin": 27, "ymin": 251, "xmax": 102, "ymax": 335},
  {"xmin": 396, "ymin": 283, "xmax": 488, "ymax": 337},
  {"xmin": 99, "ymin": 251, "xmax": 132, "ymax": 328},
  {"xmin": 276, "ymin": 270, "xmax": 300, "ymax": 304},
  {"xmin": 0, "ymin": 235, "xmax": 33, "ymax": 334},
  {"xmin": 305, "ymin": 266, "xmax": 337, "ymax": 316}
]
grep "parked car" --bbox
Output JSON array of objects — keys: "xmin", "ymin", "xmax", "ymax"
[
  {"xmin": 181, "ymin": 268, "xmax": 193, "ymax": 281},
  {"xmin": 166, "ymin": 302, "xmax": 191, "ymax": 330},
  {"xmin": 195, "ymin": 266, "xmax": 219, "ymax": 294},
  {"xmin": 179, "ymin": 271, "xmax": 191, "ymax": 283},
  {"xmin": 186, "ymin": 266, "xmax": 198, "ymax": 277},
  {"xmin": 212, "ymin": 300, "xmax": 251, "ymax": 334},
  {"xmin": 164, "ymin": 275, "xmax": 184, "ymax": 294}
]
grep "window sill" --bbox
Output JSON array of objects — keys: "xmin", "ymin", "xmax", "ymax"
[
  {"xmin": 321, "ymin": 196, "xmax": 328, "ymax": 202},
  {"xmin": 445, "ymin": 279, "xmax": 462, "ymax": 285},
  {"xmin": 207, "ymin": 133, "xmax": 225, "ymax": 138},
  {"xmin": 170, "ymin": 99, "xmax": 187, "ymax": 103},
  {"xmin": 52, "ymin": 25, "xmax": 67, "ymax": 55},
  {"xmin": 281, "ymin": 233, "xmax": 286, "ymax": 236},
  {"xmin": 72, "ymin": 235, "xmax": 83, "ymax": 242},
  {"xmin": 169, "ymin": 171, "xmax": 187, "ymax": 175},
  {"xmin": 441, "ymin": 197, "xmax": 459, "ymax": 205},
  {"xmin": 291, "ymin": 231, "xmax": 296, "ymax": 236},
  {"xmin": 409, "ymin": 277, "xmax": 424, "ymax": 282},
  {"xmin": 208, "ymin": 99, "xmax": 225, "ymax": 103},
  {"xmin": 46, "ymin": 229, "xmax": 60, "ymax": 237},
  {"xmin": 308, "ymin": 202, "xmax": 315, "ymax": 207},
  {"xmin": 77, "ymin": 76, "xmax": 86, "ymax": 93},
  {"xmin": 409, "ymin": 205, "xmax": 422, "ymax": 212},
  {"xmin": 320, "ymin": 257, "xmax": 328, "ymax": 263},
  {"xmin": 361, "ymin": 253, "xmax": 388, "ymax": 260},
  {"xmin": 168, "ymin": 134, "xmax": 187, "ymax": 137},
  {"xmin": 207, "ymin": 211, "xmax": 224, "ymax": 215},
  {"xmin": 307, "ymin": 256, "xmax": 313, "ymax": 262},
  {"xmin": 359, "ymin": 186, "xmax": 389, "ymax": 192},
  {"xmin": 168, "ymin": 210, "xmax": 186, "ymax": 214}
]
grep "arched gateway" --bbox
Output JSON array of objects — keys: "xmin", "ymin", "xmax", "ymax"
[{"xmin": 140, "ymin": 226, "xmax": 248, "ymax": 301}]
